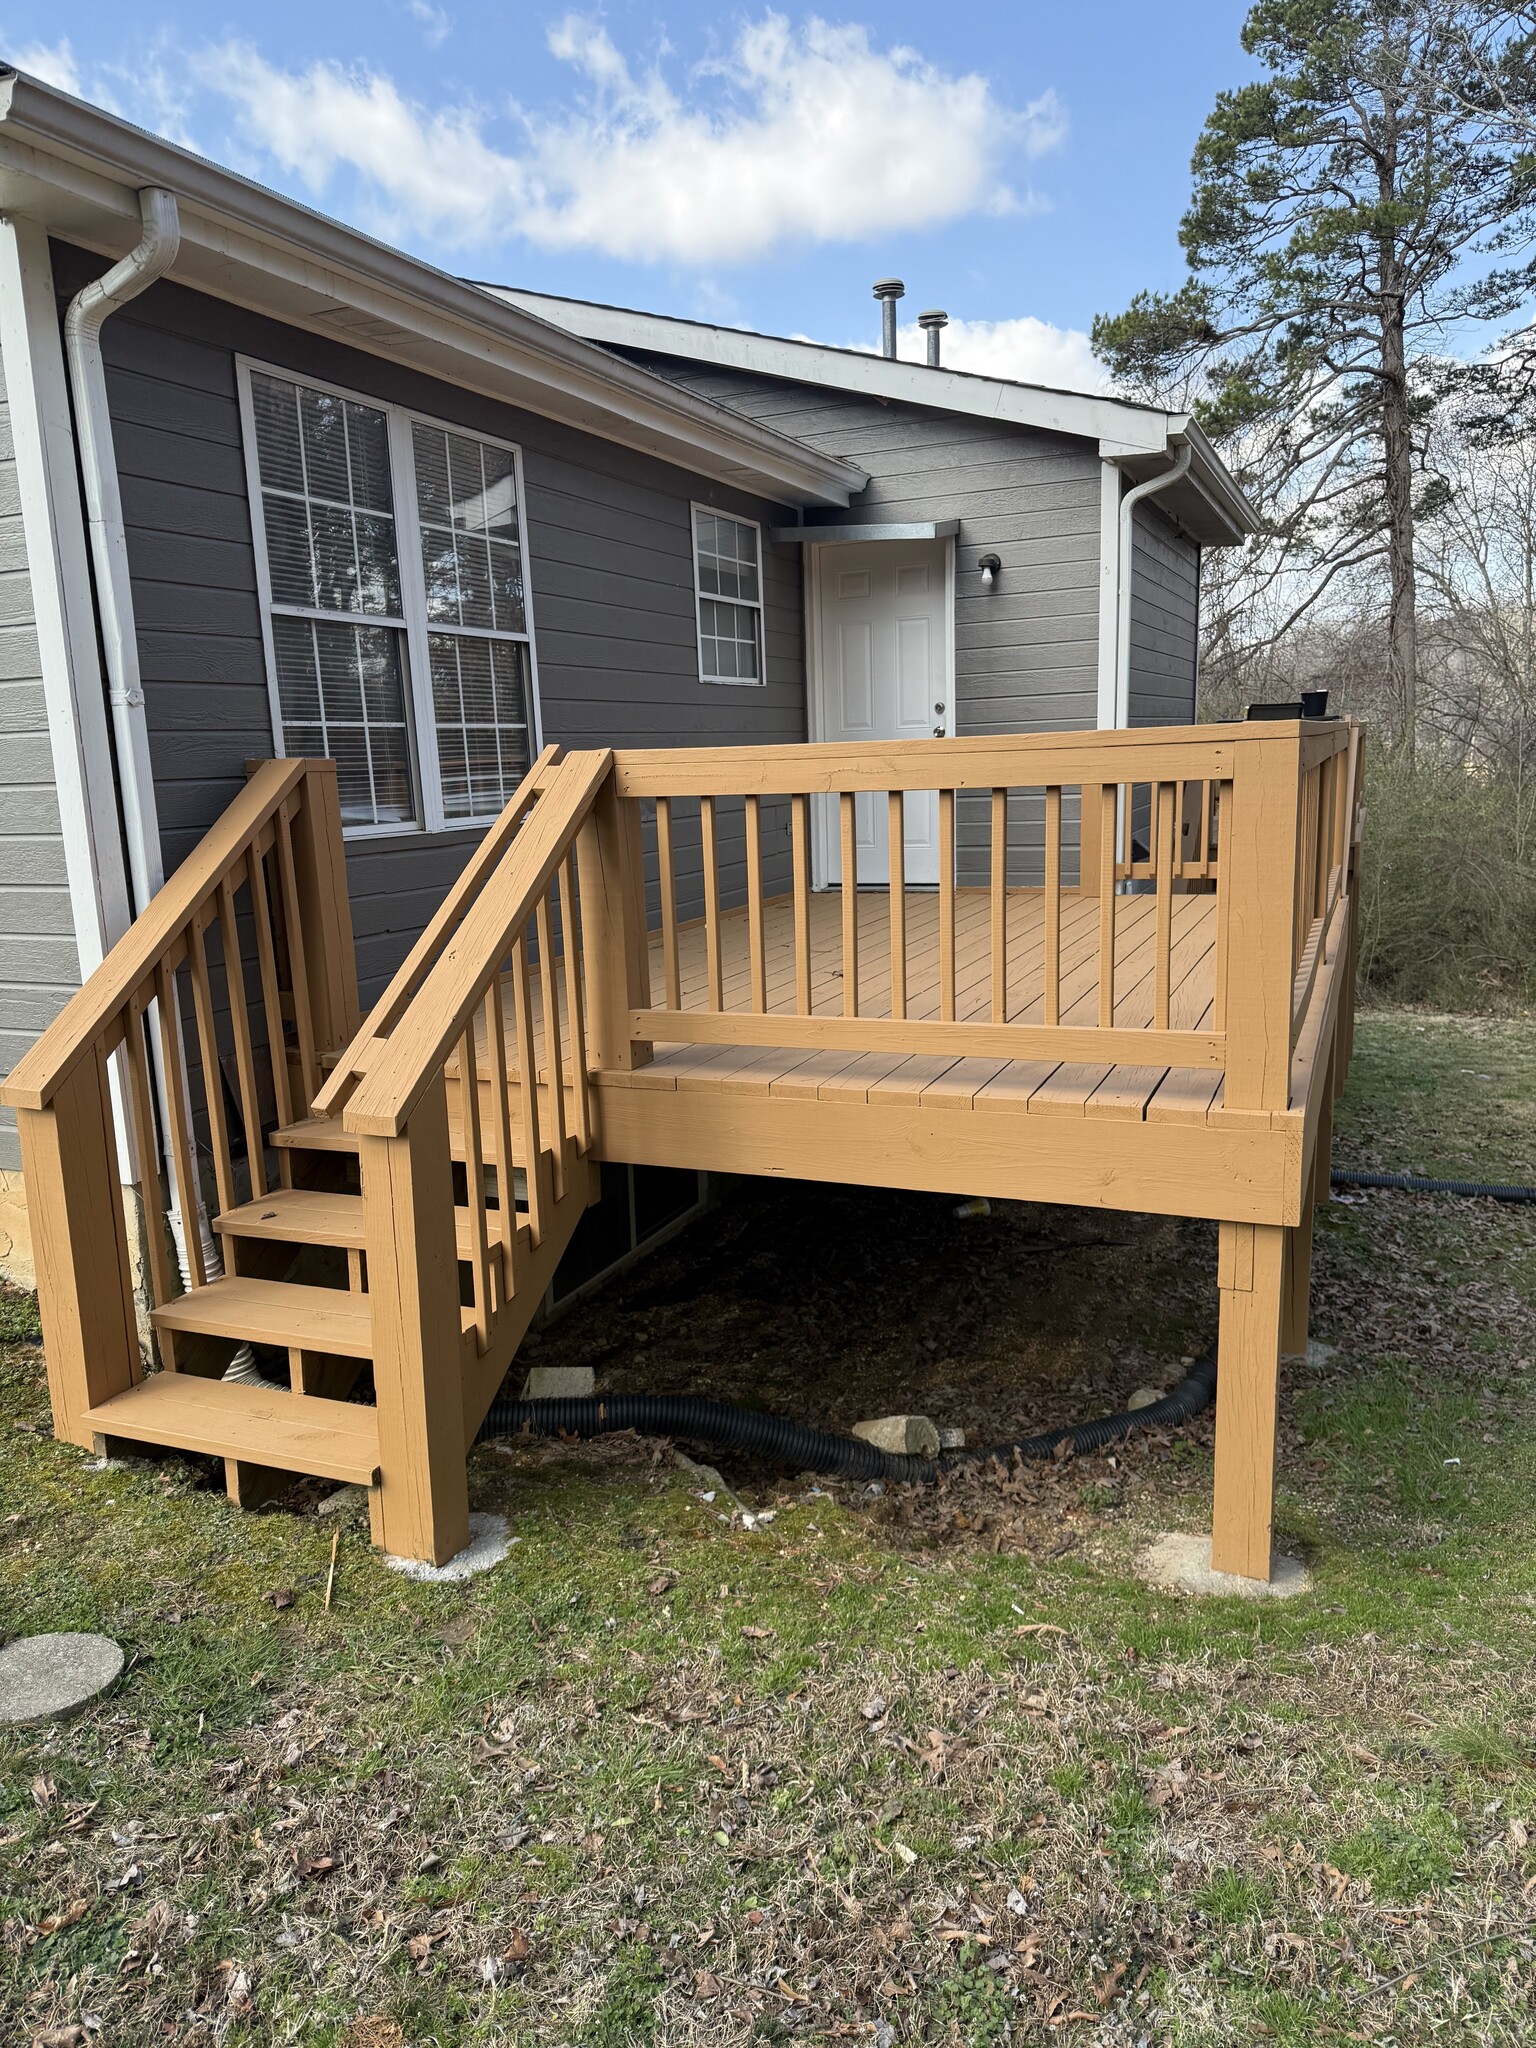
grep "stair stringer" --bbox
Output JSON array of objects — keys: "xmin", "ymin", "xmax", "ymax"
[{"xmin": 457, "ymin": 1143, "xmax": 594, "ymax": 1443}]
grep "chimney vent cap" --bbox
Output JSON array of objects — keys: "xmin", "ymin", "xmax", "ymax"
[
  {"xmin": 872, "ymin": 277, "xmax": 905, "ymax": 300},
  {"xmin": 917, "ymin": 309, "xmax": 949, "ymax": 329}
]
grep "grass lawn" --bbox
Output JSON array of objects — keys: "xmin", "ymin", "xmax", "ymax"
[{"xmin": 2, "ymin": 1008, "xmax": 1534, "ymax": 2046}]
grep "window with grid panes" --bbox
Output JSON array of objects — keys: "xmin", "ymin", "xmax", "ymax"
[
  {"xmin": 692, "ymin": 507, "xmax": 763, "ymax": 684},
  {"xmin": 243, "ymin": 364, "xmax": 538, "ymax": 832}
]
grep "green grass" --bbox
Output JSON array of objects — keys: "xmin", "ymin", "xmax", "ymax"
[{"xmin": 1, "ymin": 1010, "xmax": 1534, "ymax": 2044}]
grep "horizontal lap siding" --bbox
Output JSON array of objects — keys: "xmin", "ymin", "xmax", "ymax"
[
  {"xmin": 48, "ymin": 245, "xmax": 805, "ymax": 1000},
  {"xmin": 1128, "ymin": 501, "xmax": 1199, "ymax": 727},
  {"xmin": 626, "ymin": 352, "xmax": 1104, "ymax": 887},
  {"xmin": 0, "ymin": 341, "xmax": 80, "ymax": 1170}
]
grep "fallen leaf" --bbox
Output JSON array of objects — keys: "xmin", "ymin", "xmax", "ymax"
[
  {"xmin": 647, "ymin": 1574, "xmax": 674, "ymax": 1596},
  {"xmin": 302, "ymin": 1855, "xmax": 336, "ymax": 1880},
  {"xmin": 1095, "ymin": 1960, "xmax": 1128, "ymax": 2007},
  {"xmin": 264, "ymin": 1590, "xmax": 295, "ymax": 1611},
  {"xmin": 407, "ymin": 1930, "xmax": 446, "ymax": 1969},
  {"xmin": 740, "ymin": 1625, "xmax": 773, "ymax": 1640},
  {"xmin": 862, "ymin": 1696, "xmax": 888, "ymax": 1722},
  {"xmin": 502, "ymin": 1929, "xmax": 531, "ymax": 1963},
  {"xmin": 35, "ymin": 1900, "xmax": 89, "ymax": 1937},
  {"xmin": 30, "ymin": 1776, "xmax": 56, "ymax": 1811},
  {"xmin": 694, "ymin": 1969, "xmax": 723, "ymax": 2000}
]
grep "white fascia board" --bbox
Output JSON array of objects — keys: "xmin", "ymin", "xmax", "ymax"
[
  {"xmin": 0, "ymin": 74, "xmax": 864, "ymax": 509},
  {"xmin": 768, "ymin": 519, "xmax": 960, "ymax": 545},
  {"xmin": 493, "ymin": 288, "xmax": 1177, "ymax": 454}
]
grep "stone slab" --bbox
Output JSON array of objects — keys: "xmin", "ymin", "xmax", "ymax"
[
  {"xmin": 0, "ymin": 1632, "xmax": 124, "ymax": 1724},
  {"xmin": 852, "ymin": 1414, "xmax": 940, "ymax": 1459},
  {"xmin": 521, "ymin": 1365, "xmax": 596, "ymax": 1400},
  {"xmin": 1137, "ymin": 1532, "xmax": 1311, "ymax": 1600}
]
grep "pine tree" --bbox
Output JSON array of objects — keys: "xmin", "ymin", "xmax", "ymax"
[{"xmin": 1093, "ymin": 0, "xmax": 1536, "ymax": 756}]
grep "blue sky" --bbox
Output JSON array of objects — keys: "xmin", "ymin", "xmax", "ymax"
[{"xmin": 1, "ymin": 1, "xmax": 1260, "ymax": 388}]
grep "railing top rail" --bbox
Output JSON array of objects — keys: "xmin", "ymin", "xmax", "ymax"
[
  {"xmin": 611, "ymin": 720, "xmax": 1352, "ymax": 799},
  {"xmin": 343, "ymin": 748, "xmax": 614, "ymax": 1141},
  {"xmin": 313, "ymin": 744, "xmax": 564, "ymax": 1119},
  {"xmin": 1, "ymin": 756, "xmax": 318, "ymax": 1114}
]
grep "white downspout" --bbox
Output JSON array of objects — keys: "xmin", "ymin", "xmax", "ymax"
[
  {"xmin": 1114, "ymin": 440, "xmax": 1192, "ymax": 728},
  {"xmin": 63, "ymin": 186, "xmax": 180, "ymax": 914},
  {"xmin": 62, "ymin": 189, "xmax": 254, "ymax": 1370}
]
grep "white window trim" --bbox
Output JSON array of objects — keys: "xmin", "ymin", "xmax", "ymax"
[
  {"xmin": 236, "ymin": 355, "xmax": 544, "ymax": 838},
  {"xmin": 690, "ymin": 501, "xmax": 766, "ymax": 688}
]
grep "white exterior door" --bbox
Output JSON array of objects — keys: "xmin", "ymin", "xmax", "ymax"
[{"xmin": 815, "ymin": 538, "xmax": 950, "ymax": 886}]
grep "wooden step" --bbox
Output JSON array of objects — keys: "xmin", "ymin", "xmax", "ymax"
[
  {"xmin": 216, "ymin": 1188, "xmax": 533, "ymax": 1263},
  {"xmin": 151, "ymin": 1277, "xmax": 374, "ymax": 1358},
  {"xmin": 272, "ymin": 1116, "xmax": 358, "ymax": 1155},
  {"xmin": 81, "ymin": 1372, "xmax": 379, "ymax": 1486}
]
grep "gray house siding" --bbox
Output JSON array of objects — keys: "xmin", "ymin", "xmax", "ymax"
[
  {"xmin": 49, "ymin": 244, "xmax": 806, "ymax": 1004},
  {"xmin": 1126, "ymin": 500, "xmax": 1200, "ymax": 727},
  {"xmin": 625, "ymin": 351, "xmax": 1103, "ymax": 885},
  {"xmin": 0, "ymin": 339, "xmax": 81, "ymax": 1172}
]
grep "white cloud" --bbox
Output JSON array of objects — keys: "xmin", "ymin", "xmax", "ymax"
[
  {"xmin": 184, "ymin": 13, "xmax": 1064, "ymax": 263},
  {"xmin": 10, "ymin": 36, "xmax": 82, "ymax": 95},
  {"xmin": 406, "ymin": 0, "xmax": 452, "ymax": 49},
  {"xmin": 902, "ymin": 313, "xmax": 1110, "ymax": 393}
]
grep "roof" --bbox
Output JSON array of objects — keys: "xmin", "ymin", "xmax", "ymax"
[
  {"xmin": 0, "ymin": 68, "xmax": 865, "ymax": 509},
  {"xmin": 485, "ymin": 289, "xmax": 1261, "ymax": 546}
]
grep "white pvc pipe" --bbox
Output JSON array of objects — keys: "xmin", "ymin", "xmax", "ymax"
[{"xmin": 1114, "ymin": 440, "xmax": 1193, "ymax": 728}]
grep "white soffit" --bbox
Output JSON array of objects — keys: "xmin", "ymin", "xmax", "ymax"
[
  {"xmin": 491, "ymin": 289, "xmax": 1261, "ymax": 545},
  {"xmin": 0, "ymin": 71, "xmax": 865, "ymax": 509}
]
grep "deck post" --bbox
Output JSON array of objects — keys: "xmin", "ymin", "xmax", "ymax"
[
  {"xmin": 1283, "ymin": 1038, "xmax": 1338, "ymax": 1356},
  {"xmin": 1211, "ymin": 1219, "xmax": 1287, "ymax": 1580},
  {"xmin": 290, "ymin": 759, "xmax": 361, "ymax": 1056},
  {"xmin": 15, "ymin": 1044, "xmax": 141, "ymax": 1448},
  {"xmin": 359, "ymin": 1071, "xmax": 470, "ymax": 1565},
  {"xmin": 578, "ymin": 771, "xmax": 652, "ymax": 1073}
]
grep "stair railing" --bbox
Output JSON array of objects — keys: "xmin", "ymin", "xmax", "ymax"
[
  {"xmin": 336, "ymin": 746, "xmax": 620, "ymax": 1564},
  {"xmin": 0, "ymin": 758, "xmax": 358, "ymax": 1440}
]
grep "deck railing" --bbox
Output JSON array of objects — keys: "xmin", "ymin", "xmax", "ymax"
[
  {"xmin": 606, "ymin": 722, "xmax": 1361, "ymax": 1105},
  {"xmin": 2, "ymin": 758, "xmax": 357, "ymax": 1421}
]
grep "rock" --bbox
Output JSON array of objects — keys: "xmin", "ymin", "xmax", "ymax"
[
  {"xmin": 383, "ymin": 1512, "xmax": 518, "ymax": 1583},
  {"xmin": 1305, "ymin": 1339, "xmax": 1339, "ymax": 1368},
  {"xmin": 852, "ymin": 1414, "xmax": 941, "ymax": 1459},
  {"xmin": 937, "ymin": 1425, "xmax": 967, "ymax": 1451},
  {"xmin": 0, "ymin": 1632, "xmax": 124, "ymax": 1724},
  {"xmin": 1126, "ymin": 1386, "xmax": 1166, "ymax": 1412},
  {"xmin": 1136, "ymin": 1532, "xmax": 1311, "ymax": 1600},
  {"xmin": 318, "ymin": 1484, "xmax": 364, "ymax": 1516},
  {"xmin": 520, "ymin": 1364, "xmax": 595, "ymax": 1400},
  {"xmin": 671, "ymin": 1450, "xmax": 742, "ymax": 1511}
]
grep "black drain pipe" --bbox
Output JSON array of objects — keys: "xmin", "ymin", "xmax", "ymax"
[
  {"xmin": 476, "ymin": 1350, "xmax": 1218, "ymax": 1484},
  {"xmin": 1332, "ymin": 1168, "xmax": 1536, "ymax": 1204}
]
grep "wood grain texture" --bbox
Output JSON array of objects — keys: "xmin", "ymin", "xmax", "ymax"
[{"xmin": 1211, "ymin": 1219, "xmax": 1286, "ymax": 1580}]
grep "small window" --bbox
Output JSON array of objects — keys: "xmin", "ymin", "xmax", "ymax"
[
  {"xmin": 692, "ymin": 507, "xmax": 763, "ymax": 685},
  {"xmin": 241, "ymin": 362, "xmax": 540, "ymax": 836}
]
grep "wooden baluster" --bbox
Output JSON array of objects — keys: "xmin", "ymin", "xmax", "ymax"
[
  {"xmin": 458, "ymin": 1015, "xmax": 491, "ymax": 1352},
  {"xmin": 840, "ymin": 791, "xmax": 858, "ymax": 1017},
  {"xmin": 274, "ymin": 802, "xmax": 319, "ymax": 1112},
  {"xmin": 123, "ymin": 988, "xmax": 174, "ymax": 1322},
  {"xmin": 887, "ymin": 792, "xmax": 906, "ymax": 1022},
  {"xmin": 939, "ymin": 789, "xmax": 956, "ymax": 1022},
  {"xmin": 1154, "ymin": 779, "xmax": 1176, "ymax": 1030},
  {"xmin": 1199, "ymin": 779, "xmax": 1213, "ymax": 877},
  {"xmin": 745, "ymin": 794, "xmax": 767, "ymax": 1013},
  {"xmin": 990, "ymin": 788, "xmax": 1007, "ymax": 1024},
  {"xmin": 1098, "ymin": 784, "xmax": 1117, "ymax": 1029},
  {"xmin": 792, "ymin": 794, "xmax": 812, "ymax": 1014},
  {"xmin": 700, "ymin": 794, "xmax": 723, "ymax": 1011},
  {"xmin": 557, "ymin": 854, "xmax": 591, "ymax": 1152},
  {"xmin": 655, "ymin": 795, "xmax": 681, "ymax": 1011},
  {"xmin": 246, "ymin": 840, "xmax": 294, "ymax": 1175},
  {"xmin": 486, "ymin": 972, "xmax": 520, "ymax": 1300},
  {"xmin": 536, "ymin": 888, "xmax": 568, "ymax": 1199},
  {"xmin": 1213, "ymin": 780, "xmax": 1234, "ymax": 1031},
  {"xmin": 154, "ymin": 959, "xmax": 205, "ymax": 1289},
  {"xmin": 217, "ymin": 871, "xmax": 267, "ymax": 1199},
  {"xmin": 187, "ymin": 908, "xmax": 237, "ymax": 1219},
  {"xmin": 510, "ymin": 929, "xmax": 546, "ymax": 1246},
  {"xmin": 1043, "ymin": 785, "xmax": 1062, "ymax": 1028}
]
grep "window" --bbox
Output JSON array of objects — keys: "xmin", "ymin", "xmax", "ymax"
[
  {"xmin": 692, "ymin": 507, "xmax": 763, "ymax": 685},
  {"xmin": 240, "ymin": 363, "xmax": 539, "ymax": 834}
]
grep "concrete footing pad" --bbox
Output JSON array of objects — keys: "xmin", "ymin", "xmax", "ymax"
[
  {"xmin": 1138, "ymin": 1532, "xmax": 1311, "ymax": 1599},
  {"xmin": 0, "ymin": 1632, "xmax": 124, "ymax": 1723},
  {"xmin": 383, "ymin": 1512, "xmax": 516, "ymax": 1583}
]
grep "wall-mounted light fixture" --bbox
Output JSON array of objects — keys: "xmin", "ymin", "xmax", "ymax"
[{"xmin": 978, "ymin": 552, "xmax": 1001, "ymax": 590}]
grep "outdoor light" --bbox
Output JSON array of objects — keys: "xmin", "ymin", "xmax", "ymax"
[{"xmin": 978, "ymin": 553, "xmax": 1001, "ymax": 590}]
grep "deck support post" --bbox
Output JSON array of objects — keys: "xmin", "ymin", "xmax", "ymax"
[
  {"xmin": 289, "ymin": 760, "xmax": 361, "ymax": 1057},
  {"xmin": 578, "ymin": 773, "xmax": 652, "ymax": 1073},
  {"xmin": 17, "ymin": 1046, "xmax": 141, "ymax": 1448},
  {"xmin": 359, "ymin": 1072, "xmax": 469, "ymax": 1566},
  {"xmin": 1211, "ymin": 1219, "xmax": 1286, "ymax": 1581}
]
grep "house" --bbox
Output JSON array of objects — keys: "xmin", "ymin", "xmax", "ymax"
[{"xmin": 0, "ymin": 67, "xmax": 1356, "ymax": 1589}]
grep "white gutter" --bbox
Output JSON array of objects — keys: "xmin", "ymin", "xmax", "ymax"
[
  {"xmin": 62, "ymin": 184, "xmax": 179, "ymax": 912},
  {"xmin": 1114, "ymin": 442, "xmax": 1192, "ymax": 728}
]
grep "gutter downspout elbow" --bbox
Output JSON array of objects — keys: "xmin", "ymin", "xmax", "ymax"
[
  {"xmin": 64, "ymin": 185, "xmax": 180, "ymax": 914},
  {"xmin": 1114, "ymin": 440, "xmax": 1192, "ymax": 728}
]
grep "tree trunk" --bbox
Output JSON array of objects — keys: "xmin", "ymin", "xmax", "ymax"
[{"xmin": 1382, "ymin": 291, "xmax": 1419, "ymax": 762}]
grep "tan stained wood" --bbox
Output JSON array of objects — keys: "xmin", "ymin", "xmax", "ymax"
[
  {"xmin": 1211, "ymin": 1219, "xmax": 1287, "ymax": 1580},
  {"xmin": 840, "ymin": 793, "xmax": 858, "ymax": 1016},
  {"xmin": 81, "ymin": 1372, "xmax": 380, "ymax": 1487},
  {"xmin": 990, "ymin": 788, "xmax": 1007, "ymax": 1023},
  {"xmin": 701, "ymin": 794, "xmax": 723, "ymax": 1010},
  {"xmin": 152, "ymin": 1276, "xmax": 374, "ymax": 1357},
  {"xmin": 792, "ymin": 794, "xmax": 813, "ymax": 1013},
  {"xmin": 939, "ymin": 789, "xmax": 956, "ymax": 1023},
  {"xmin": 656, "ymin": 794, "xmax": 682, "ymax": 1010},
  {"xmin": 745, "ymin": 794, "xmax": 767, "ymax": 1012},
  {"xmin": 1043, "ymin": 785, "xmax": 1061, "ymax": 1026}
]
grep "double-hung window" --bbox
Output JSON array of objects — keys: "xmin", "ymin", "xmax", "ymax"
[
  {"xmin": 692, "ymin": 506, "xmax": 764, "ymax": 685},
  {"xmin": 240, "ymin": 361, "xmax": 539, "ymax": 834}
]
